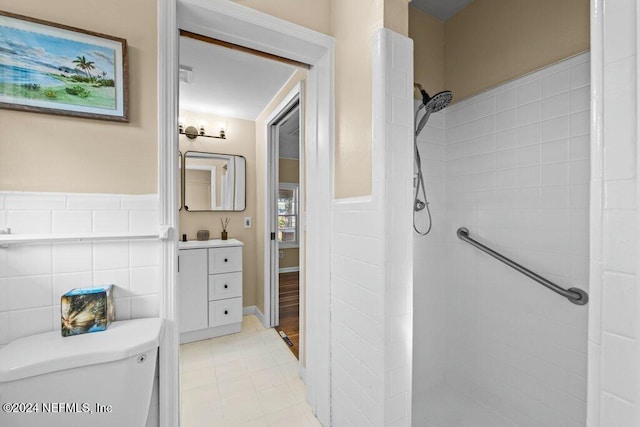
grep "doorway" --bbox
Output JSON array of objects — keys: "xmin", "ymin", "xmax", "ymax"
[
  {"xmin": 159, "ymin": 2, "xmax": 335, "ymax": 425},
  {"xmin": 267, "ymin": 101, "xmax": 302, "ymax": 358}
]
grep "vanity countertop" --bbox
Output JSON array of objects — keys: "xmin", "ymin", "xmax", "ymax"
[{"xmin": 178, "ymin": 238, "xmax": 243, "ymax": 249}]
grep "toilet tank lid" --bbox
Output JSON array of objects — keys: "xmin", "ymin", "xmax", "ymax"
[{"xmin": 0, "ymin": 318, "xmax": 164, "ymax": 383}]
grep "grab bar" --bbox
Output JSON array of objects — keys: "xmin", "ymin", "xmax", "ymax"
[{"xmin": 456, "ymin": 227, "xmax": 588, "ymax": 305}]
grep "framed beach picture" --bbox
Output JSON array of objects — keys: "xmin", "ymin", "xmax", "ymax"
[{"xmin": 0, "ymin": 11, "xmax": 128, "ymax": 122}]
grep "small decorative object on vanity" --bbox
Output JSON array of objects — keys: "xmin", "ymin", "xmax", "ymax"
[
  {"xmin": 196, "ymin": 229, "xmax": 210, "ymax": 241},
  {"xmin": 221, "ymin": 217, "xmax": 230, "ymax": 240}
]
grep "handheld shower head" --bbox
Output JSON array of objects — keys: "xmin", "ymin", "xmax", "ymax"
[
  {"xmin": 413, "ymin": 84, "xmax": 453, "ymax": 112},
  {"xmin": 414, "ymin": 87, "xmax": 454, "ymax": 137},
  {"xmin": 412, "ymin": 84, "xmax": 453, "ymax": 237},
  {"xmin": 423, "ymin": 90, "xmax": 453, "ymax": 113}
]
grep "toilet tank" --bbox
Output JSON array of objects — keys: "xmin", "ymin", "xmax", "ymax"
[{"xmin": 0, "ymin": 318, "xmax": 164, "ymax": 427}]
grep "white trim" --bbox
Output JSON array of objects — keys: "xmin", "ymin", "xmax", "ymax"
[
  {"xmin": 636, "ymin": 2, "xmax": 640, "ymax": 425},
  {"xmin": 303, "ymin": 46, "xmax": 333, "ymax": 425},
  {"xmin": 177, "ymin": 0, "xmax": 333, "ymax": 65},
  {"xmin": 170, "ymin": 3, "xmax": 334, "ymax": 424},
  {"xmin": 586, "ymin": 1, "xmax": 603, "ymax": 425},
  {"xmin": 180, "ymin": 323, "xmax": 241, "ymax": 343},
  {"xmin": 242, "ymin": 305, "xmax": 267, "ymax": 328},
  {"xmin": 264, "ymin": 85, "xmax": 302, "ymax": 329},
  {"xmin": 0, "ymin": 231, "xmax": 161, "ymax": 246},
  {"xmin": 157, "ymin": 0, "xmax": 179, "ymax": 426},
  {"xmin": 278, "ymin": 266, "xmax": 300, "ymax": 273},
  {"xmin": 297, "ymin": 81, "xmax": 307, "ymax": 373}
]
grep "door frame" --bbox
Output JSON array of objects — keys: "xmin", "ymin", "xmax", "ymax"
[
  {"xmin": 158, "ymin": 1, "xmax": 334, "ymax": 425},
  {"xmin": 264, "ymin": 89, "xmax": 301, "ymax": 329}
]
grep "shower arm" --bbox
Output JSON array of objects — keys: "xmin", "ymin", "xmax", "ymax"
[{"xmin": 456, "ymin": 228, "xmax": 588, "ymax": 305}]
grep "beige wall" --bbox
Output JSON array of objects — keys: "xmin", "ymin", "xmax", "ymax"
[
  {"xmin": 179, "ymin": 111, "xmax": 258, "ymax": 307},
  {"xmin": 184, "ymin": 169, "xmax": 212, "ymax": 208},
  {"xmin": 231, "ymin": 0, "xmax": 331, "ymax": 35},
  {"xmin": 384, "ymin": 0, "xmax": 410, "ymax": 37},
  {"xmin": 0, "ymin": 0, "xmax": 157, "ymax": 194},
  {"xmin": 409, "ymin": 6, "xmax": 445, "ymax": 98},
  {"xmin": 331, "ymin": 0, "xmax": 381, "ymax": 198},
  {"xmin": 279, "ymin": 158, "xmax": 299, "ymax": 183},
  {"xmin": 444, "ymin": 0, "xmax": 589, "ymax": 101}
]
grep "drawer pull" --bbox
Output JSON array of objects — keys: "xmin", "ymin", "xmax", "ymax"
[
  {"xmin": 224, "ymin": 284, "xmax": 228, "ymax": 289},
  {"xmin": 224, "ymin": 310, "xmax": 228, "ymax": 315},
  {"xmin": 224, "ymin": 258, "xmax": 228, "ymax": 262}
]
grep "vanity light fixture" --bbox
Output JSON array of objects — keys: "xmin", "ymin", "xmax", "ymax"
[{"xmin": 178, "ymin": 120, "xmax": 226, "ymax": 140}]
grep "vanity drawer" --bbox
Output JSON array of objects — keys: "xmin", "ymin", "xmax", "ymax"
[
  {"xmin": 208, "ymin": 297, "xmax": 242, "ymax": 327},
  {"xmin": 208, "ymin": 272, "xmax": 242, "ymax": 300},
  {"xmin": 208, "ymin": 247, "xmax": 242, "ymax": 274}
]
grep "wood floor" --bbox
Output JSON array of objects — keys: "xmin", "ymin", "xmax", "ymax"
[{"xmin": 276, "ymin": 271, "xmax": 299, "ymax": 359}]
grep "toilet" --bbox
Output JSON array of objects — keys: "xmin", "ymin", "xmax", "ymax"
[{"xmin": 0, "ymin": 318, "xmax": 164, "ymax": 427}]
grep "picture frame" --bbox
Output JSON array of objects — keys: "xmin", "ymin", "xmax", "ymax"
[{"xmin": 0, "ymin": 10, "xmax": 128, "ymax": 122}]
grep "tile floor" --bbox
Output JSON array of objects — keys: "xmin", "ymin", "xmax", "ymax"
[{"xmin": 180, "ymin": 315, "xmax": 321, "ymax": 427}]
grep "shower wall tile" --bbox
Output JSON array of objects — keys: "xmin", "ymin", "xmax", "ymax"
[
  {"xmin": 443, "ymin": 52, "xmax": 590, "ymax": 426},
  {"xmin": 331, "ymin": 29, "xmax": 414, "ymax": 426},
  {"xmin": 0, "ymin": 192, "xmax": 161, "ymax": 347},
  {"xmin": 589, "ymin": 2, "xmax": 640, "ymax": 423}
]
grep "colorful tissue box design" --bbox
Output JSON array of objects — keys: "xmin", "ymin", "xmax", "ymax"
[{"xmin": 61, "ymin": 285, "xmax": 115, "ymax": 337}]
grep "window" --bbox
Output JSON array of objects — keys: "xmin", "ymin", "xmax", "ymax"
[{"xmin": 278, "ymin": 183, "xmax": 299, "ymax": 247}]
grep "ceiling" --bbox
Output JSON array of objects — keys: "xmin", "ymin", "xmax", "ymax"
[
  {"xmin": 410, "ymin": 0, "xmax": 475, "ymax": 21},
  {"xmin": 179, "ymin": 36, "xmax": 297, "ymax": 121}
]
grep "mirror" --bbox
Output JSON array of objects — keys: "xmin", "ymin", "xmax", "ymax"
[{"xmin": 183, "ymin": 151, "xmax": 246, "ymax": 211}]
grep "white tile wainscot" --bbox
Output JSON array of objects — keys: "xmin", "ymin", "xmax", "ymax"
[
  {"xmin": 0, "ymin": 192, "xmax": 162, "ymax": 346},
  {"xmin": 330, "ymin": 29, "xmax": 414, "ymax": 426},
  {"xmin": 178, "ymin": 238, "xmax": 244, "ymax": 343}
]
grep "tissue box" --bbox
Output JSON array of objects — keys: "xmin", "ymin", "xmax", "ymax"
[{"xmin": 61, "ymin": 285, "xmax": 115, "ymax": 337}]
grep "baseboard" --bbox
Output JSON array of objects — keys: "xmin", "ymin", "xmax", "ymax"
[
  {"xmin": 278, "ymin": 266, "xmax": 300, "ymax": 273},
  {"xmin": 243, "ymin": 305, "xmax": 268, "ymax": 328},
  {"xmin": 180, "ymin": 323, "xmax": 241, "ymax": 344}
]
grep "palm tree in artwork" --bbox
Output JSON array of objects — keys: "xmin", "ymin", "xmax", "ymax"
[{"xmin": 72, "ymin": 56, "xmax": 96, "ymax": 80}]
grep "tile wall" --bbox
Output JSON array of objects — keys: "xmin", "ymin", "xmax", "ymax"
[
  {"xmin": 330, "ymin": 29, "xmax": 414, "ymax": 426},
  {"xmin": 588, "ymin": 0, "xmax": 639, "ymax": 425},
  {"xmin": 443, "ymin": 53, "xmax": 591, "ymax": 426},
  {"xmin": 412, "ymin": 108, "xmax": 447, "ymax": 399},
  {"xmin": 0, "ymin": 192, "xmax": 162, "ymax": 346},
  {"xmin": 407, "ymin": 52, "xmax": 593, "ymax": 426}
]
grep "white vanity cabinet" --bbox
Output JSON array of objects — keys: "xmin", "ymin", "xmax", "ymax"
[{"xmin": 178, "ymin": 239, "xmax": 243, "ymax": 343}]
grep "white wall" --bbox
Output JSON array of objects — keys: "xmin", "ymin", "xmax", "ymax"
[
  {"xmin": 411, "ymin": 52, "xmax": 591, "ymax": 426},
  {"xmin": 444, "ymin": 53, "xmax": 591, "ymax": 426},
  {"xmin": 330, "ymin": 28, "xmax": 414, "ymax": 426},
  {"xmin": 588, "ymin": 0, "xmax": 639, "ymax": 425}
]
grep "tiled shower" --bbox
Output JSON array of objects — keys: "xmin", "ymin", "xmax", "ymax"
[{"xmin": 413, "ymin": 53, "xmax": 591, "ymax": 426}]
